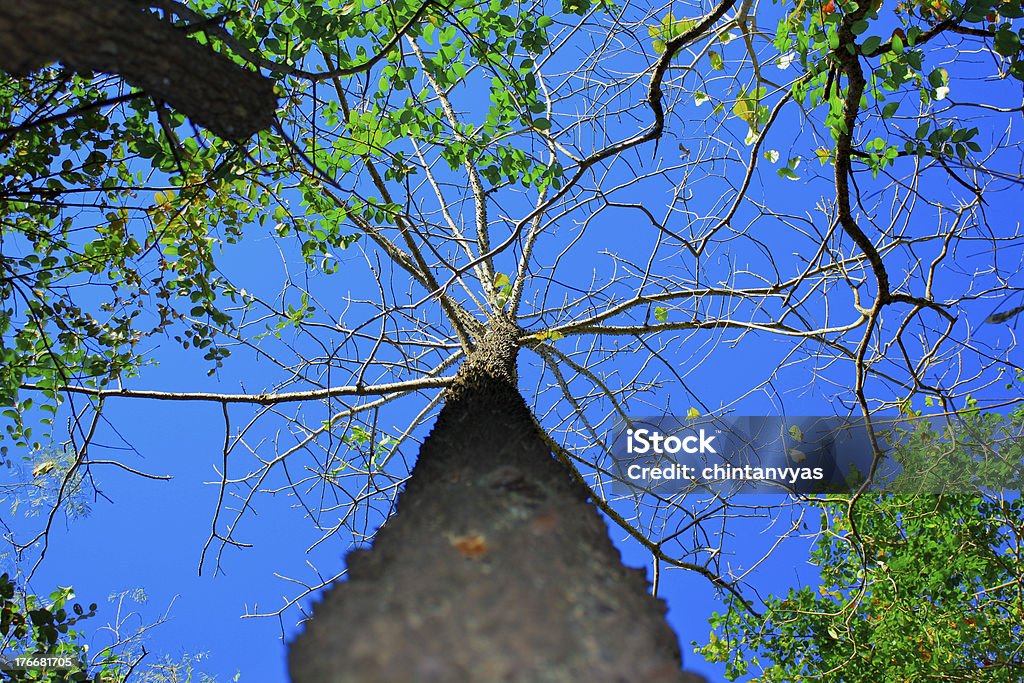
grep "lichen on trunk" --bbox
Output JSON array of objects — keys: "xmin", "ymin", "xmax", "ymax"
[{"xmin": 289, "ymin": 321, "xmax": 704, "ymax": 682}]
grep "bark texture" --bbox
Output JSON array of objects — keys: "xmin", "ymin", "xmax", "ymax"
[
  {"xmin": 0, "ymin": 0, "xmax": 276, "ymax": 140},
  {"xmin": 289, "ymin": 321, "xmax": 705, "ymax": 682}
]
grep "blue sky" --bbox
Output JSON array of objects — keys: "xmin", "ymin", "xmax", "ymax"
[{"xmin": 11, "ymin": 389, "xmax": 830, "ymax": 682}]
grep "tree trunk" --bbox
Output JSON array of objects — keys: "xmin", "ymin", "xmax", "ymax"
[{"xmin": 289, "ymin": 320, "xmax": 704, "ymax": 682}]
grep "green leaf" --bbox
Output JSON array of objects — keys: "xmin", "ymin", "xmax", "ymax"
[
  {"xmin": 928, "ymin": 67, "xmax": 949, "ymax": 88},
  {"xmin": 709, "ymin": 51, "xmax": 725, "ymax": 70},
  {"xmin": 732, "ymin": 89, "xmax": 758, "ymax": 125},
  {"xmin": 994, "ymin": 27, "xmax": 1021, "ymax": 57},
  {"xmin": 654, "ymin": 306, "xmax": 668, "ymax": 322}
]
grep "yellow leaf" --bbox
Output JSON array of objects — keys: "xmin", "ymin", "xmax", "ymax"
[
  {"xmin": 533, "ymin": 329, "xmax": 564, "ymax": 342},
  {"xmin": 32, "ymin": 461, "xmax": 56, "ymax": 477}
]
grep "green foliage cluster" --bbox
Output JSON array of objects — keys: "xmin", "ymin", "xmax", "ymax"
[
  {"xmin": 0, "ymin": 0, "xmax": 588, "ymax": 452},
  {"xmin": 1, "ymin": 577, "xmax": 227, "ymax": 683},
  {"xmin": 0, "ymin": 573, "xmax": 100, "ymax": 682},
  {"xmin": 0, "ymin": 72, "xmax": 250, "ymax": 452},
  {"xmin": 700, "ymin": 403, "xmax": 1024, "ymax": 681},
  {"xmin": 683, "ymin": 0, "xmax": 1024, "ymax": 175}
]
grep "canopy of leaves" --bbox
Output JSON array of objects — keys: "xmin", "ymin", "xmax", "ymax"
[
  {"xmin": 0, "ymin": 572, "xmax": 98, "ymax": 682},
  {"xmin": 701, "ymin": 402, "xmax": 1024, "ymax": 681},
  {"xmin": 0, "ymin": 574, "xmax": 223, "ymax": 682}
]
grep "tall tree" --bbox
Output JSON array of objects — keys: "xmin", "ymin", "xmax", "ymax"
[{"xmin": 2, "ymin": 0, "xmax": 1023, "ymax": 679}]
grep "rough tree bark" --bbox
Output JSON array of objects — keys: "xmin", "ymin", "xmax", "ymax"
[
  {"xmin": 289, "ymin": 317, "xmax": 706, "ymax": 683},
  {"xmin": 0, "ymin": 0, "xmax": 276, "ymax": 140}
]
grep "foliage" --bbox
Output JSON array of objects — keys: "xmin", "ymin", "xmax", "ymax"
[
  {"xmin": 0, "ymin": 576, "xmax": 225, "ymax": 683},
  {"xmin": 1, "ymin": 573, "xmax": 97, "ymax": 682},
  {"xmin": 0, "ymin": 0, "xmax": 579, "ymax": 446},
  {"xmin": 700, "ymin": 403, "xmax": 1024, "ymax": 681}
]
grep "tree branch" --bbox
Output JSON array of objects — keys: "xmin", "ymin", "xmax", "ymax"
[
  {"xmin": 0, "ymin": 0, "xmax": 277, "ymax": 140},
  {"xmin": 21, "ymin": 376, "xmax": 454, "ymax": 405}
]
